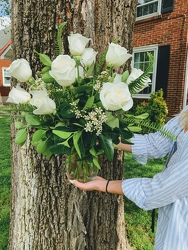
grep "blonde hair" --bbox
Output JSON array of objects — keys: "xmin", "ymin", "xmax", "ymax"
[{"xmin": 179, "ymin": 109, "xmax": 188, "ymax": 130}]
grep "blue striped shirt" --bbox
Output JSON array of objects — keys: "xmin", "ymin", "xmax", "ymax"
[{"xmin": 122, "ymin": 112, "xmax": 188, "ymax": 250}]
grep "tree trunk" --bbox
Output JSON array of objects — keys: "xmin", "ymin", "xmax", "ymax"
[{"xmin": 9, "ymin": 1, "xmax": 137, "ymax": 249}]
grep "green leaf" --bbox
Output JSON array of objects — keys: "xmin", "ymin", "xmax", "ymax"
[
  {"xmin": 60, "ymin": 140, "xmax": 70, "ymax": 148},
  {"xmin": 42, "ymin": 66, "xmax": 51, "ymax": 74},
  {"xmin": 52, "ymin": 130, "xmax": 73, "ymax": 139},
  {"xmin": 86, "ymin": 61, "xmax": 95, "ymax": 76},
  {"xmin": 32, "ymin": 129, "xmax": 46, "ymax": 145},
  {"xmin": 34, "ymin": 50, "xmax": 52, "ymax": 66},
  {"xmin": 50, "ymin": 144, "xmax": 70, "ymax": 154},
  {"xmin": 60, "ymin": 103, "xmax": 75, "ymax": 118},
  {"xmin": 93, "ymin": 157, "xmax": 101, "ymax": 169},
  {"xmin": 15, "ymin": 128, "xmax": 27, "ymax": 146},
  {"xmin": 98, "ymin": 134, "xmax": 114, "ymax": 161},
  {"xmin": 106, "ymin": 112, "xmax": 119, "ymax": 128},
  {"xmin": 15, "ymin": 121, "xmax": 24, "ymax": 129},
  {"xmin": 25, "ymin": 113, "xmax": 40, "ymax": 126},
  {"xmin": 127, "ymin": 125, "xmax": 142, "ymax": 132},
  {"xmin": 83, "ymin": 96, "xmax": 95, "ymax": 111},
  {"xmin": 135, "ymin": 113, "xmax": 149, "ymax": 119},
  {"xmin": 121, "ymin": 70, "xmax": 129, "ymax": 83},
  {"xmin": 89, "ymin": 147, "xmax": 97, "ymax": 157},
  {"xmin": 73, "ymin": 130, "xmax": 82, "ymax": 158},
  {"xmin": 42, "ymin": 72, "xmax": 54, "ymax": 83},
  {"xmin": 36, "ymin": 139, "xmax": 52, "ymax": 159}
]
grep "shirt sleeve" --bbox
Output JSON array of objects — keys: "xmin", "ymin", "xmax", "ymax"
[
  {"xmin": 131, "ymin": 114, "xmax": 182, "ymax": 164},
  {"xmin": 122, "ymin": 132, "xmax": 188, "ymax": 210}
]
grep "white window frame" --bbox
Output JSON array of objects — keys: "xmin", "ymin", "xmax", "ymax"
[
  {"xmin": 2, "ymin": 67, "xmax": 11, "ymax": 87},
  {"xmin": 132, "ymin": 45, "xmax": 158, "ymax": 99},
  {"xmin": 136, "ymin": 0, "xmax": 162, "ymax": 21}
]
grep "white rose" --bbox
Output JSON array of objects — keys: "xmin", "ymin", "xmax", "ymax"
[
  {"xmin": 68, "ymin": 33, "xmax": 90, "ymax": 56},
  {"xmin": 8, "ymin": 59, "xmax": 32, "ymax": 82},
  {"xmin": 100, "ymin": 82, "xmax": 133, "ymax": 111},
  {"xmin": 126, "ymin": 68, "xmax": 151, "ymax": 92},
  {"xmin": 30, "ymin": 90, "xmax": 56, "ymax": 115},
  {"xmin": 80, "ymin": 48, "xmax": 98, "ymax": 67},
  {"xmin": 106, "ymin": 43, "xmax": 132, "ymax": 68},
  {"xmin": 6, "ymin": 85, "xmax": 31, "ymax": 104},
  {"xmin": 49, "ymin": 55, "xmax": 76, "ymax": 87}
]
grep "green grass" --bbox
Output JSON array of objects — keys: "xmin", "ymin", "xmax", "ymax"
[
  {"xmin": 124, "ymin": 152, "xmax": 166, "ymax": 250},
  {"xmin": 0, "ymin": 116, "xmax": 11, "ymax": 250},
  {"xmin": 0, "ymin": 116, "xmax": 165, "ymax": 249}
]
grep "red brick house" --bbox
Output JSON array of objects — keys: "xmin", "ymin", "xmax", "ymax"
[
  {"xmin": 132, "ymin": 0, "xmax": 188, "ymax": 116},
  {"xmin": 0, "ymin": 23, "xmax": 11, "ymax": 104}
]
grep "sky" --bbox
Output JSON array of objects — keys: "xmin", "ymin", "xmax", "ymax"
[{"xmin": 0, "ymin": 16, "xmax": 11, "ymax": 30}]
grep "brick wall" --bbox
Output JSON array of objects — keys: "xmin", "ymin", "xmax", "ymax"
[{"xmin": 133, "ymin": 0, "xmax": 188, "ymax": 116}]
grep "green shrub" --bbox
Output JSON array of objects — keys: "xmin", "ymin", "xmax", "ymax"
[{"xmin": 130, "ymin": 89, "xmax": 168, "ymax": 128}]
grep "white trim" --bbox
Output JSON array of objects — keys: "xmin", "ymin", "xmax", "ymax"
[
  {"xmin": 136, "ymin": 0, "xmax": 162, "ymax": 21},
  {"xmin": 0, "ymin": 44, "xmax": 12, "ymax": 59},
  {"xmin": 183, "ymin": 51, "xmax": 188, "ymax": 109},
  {"xmin": 132, "ymin": 45, "xmax": 159, "ymax": 99},
  {"xmin": 2, "ymin": 67, "xmax": 11, "ymax": 87}
]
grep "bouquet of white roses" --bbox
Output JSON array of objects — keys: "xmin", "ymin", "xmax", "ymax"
[{"xmin": 4, "ymin": 23, "xmax": 153, "ymax": 181}]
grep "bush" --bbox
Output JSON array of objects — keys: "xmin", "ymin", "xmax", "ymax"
[{"xmin": 130, "ymin": 89, "xmax": 168, "ymax": 128}]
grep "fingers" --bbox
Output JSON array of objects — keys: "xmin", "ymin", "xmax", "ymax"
[{"xmin": 69, "ymin": 179, "xmax": 92, "ymax": 191}]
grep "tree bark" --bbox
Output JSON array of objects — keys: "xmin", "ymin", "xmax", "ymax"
[{"xmin": 9, "ymin": 0, "xmax": 137, "ymax": 249}]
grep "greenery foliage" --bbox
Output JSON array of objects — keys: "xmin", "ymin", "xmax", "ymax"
[
  {"xmin": 131, "ymin": 89, "xmax": 168, "ymax": 127},
  {"xmin": 0, "ymin": 116, "xmax": 11, "ymax": 249}
]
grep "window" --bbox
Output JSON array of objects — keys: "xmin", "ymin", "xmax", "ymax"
[
  {"xmin": 132, "ymin": 45, "xmax": 158, "ymax": 98},
  {"xmin": 2, "ymin": 67, "xmax": 11, "ymax": 87},
  {"xmin": 136, "ymin": 0, "xmax": 174, "ymax": 20},
  {"xmin": 137, "ymin": 0, "xmax": 161, "ymax": 19}
]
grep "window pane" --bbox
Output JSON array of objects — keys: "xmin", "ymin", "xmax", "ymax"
[
  {"xmin": 133, "ymin": 50, "xmax": 155, "ymax": 96},
  {"xmin": 3, "ymin": 68, "xmax": 11, "ymax": 86},
  {"xmin": 136, "ymin": 0, "xmax": 159, "ymax": 18}
]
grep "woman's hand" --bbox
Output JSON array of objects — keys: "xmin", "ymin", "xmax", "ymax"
[
  {"xmin": 68, "ymin": 175, "xmax": 124, "ymax": 195},
  {"xmin": 69, "ymin": 176, "xmax": 108, "ymax": 192}
]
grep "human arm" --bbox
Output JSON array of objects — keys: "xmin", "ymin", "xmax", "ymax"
[
  {"xmin": 123, "ymin": 114, "xmax": 182, "ymax": 164},
  {"xmin": 122, "ymin": 131, "xmax": 188, "ymax": 210},
  {"xmin": 69, "ymin": 176, "xmax": 124, "ymax": 195}
]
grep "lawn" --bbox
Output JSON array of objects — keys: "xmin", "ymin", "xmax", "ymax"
[
  {"xmin": 0, "ymin": 116, "xmax": 165, "ymax": 249},
  {"xmin": 124, "ymin": 152, "xmax": 166, "ymax": 250},
  {"xmin": 0, "ymin": 116, "xmax": 11, "ymax": 249}
]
